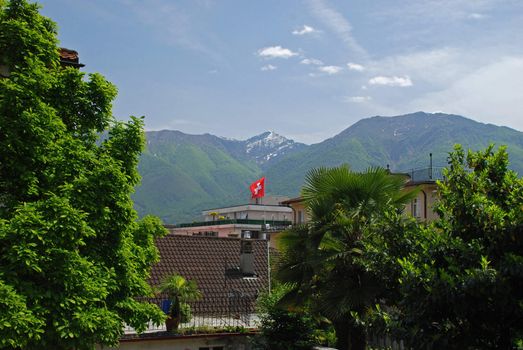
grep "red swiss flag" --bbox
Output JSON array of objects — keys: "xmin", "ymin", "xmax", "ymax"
[{"xmin": 250, "ymin": 177, "xmax": 265, "ymax": 199}]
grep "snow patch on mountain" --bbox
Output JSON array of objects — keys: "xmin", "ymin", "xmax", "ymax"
[
  {"xmin": 246, "ymin": 131, "xmax": 288, "ymax": 153},
  {"xmin": 244, "ymin": 131, "xmax": 304, "ymax": 165},
  {"xmin": 218, "ymin": 135, "xmax": 239, "ymax": 141}
]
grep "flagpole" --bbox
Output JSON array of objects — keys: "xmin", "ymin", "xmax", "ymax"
[
  {"xmin": 263, "ymin": 176, "xmax": 266, "ymax": 228},
  {"xmin": 262, "ymin": 176, "xmax": 265, "ymax": 205}
]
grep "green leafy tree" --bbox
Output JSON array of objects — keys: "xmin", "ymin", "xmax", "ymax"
[
  {"xmin": 252, "ymin": 284, "xmax": 324, "ymax": 350},
  {"xmin": 276, "ymin": 166, "xmax": 414, "ymax": 350},
  {"xmin": 0, "ymin": 1, "xmax": 166, "ymax": 349},
  {"xmin": 397, "ymin": 145, "xmax": 523, "ymax": 349}
]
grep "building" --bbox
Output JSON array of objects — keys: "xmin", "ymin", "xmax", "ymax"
[
  {"xmin": 401, "ymin": 166, "xmax": 443, "ymax": 222},
  {"xmin": 108, "ymin": 235, "xmax": 270, "ymax": 349},
  {"xmin": 0, "ymin": 47, "xmax": 84, "ymax": 78},
  {"xmin": 151, "ymin": 235, "xmax": 269, "ymax": 307},
  {"xmin": 280, "ymin": 196, "xmax": 310, "ymax": 224},
  {"xmin": 106, "ymin": 333, "xmax": 252, "ymax": 350},
  {"xmin": 58, "ymin": 48, "xmax": 85, "ymax": 68},
  {"xmin": 281, "ymin": 166, "xmax": 444, "ymax": 225},
  {"xmin": 167, "ymin": 198, "xmax": 292, "ymax": 239}
]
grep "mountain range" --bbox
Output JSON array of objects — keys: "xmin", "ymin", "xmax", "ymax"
[{"xmin": 133, "ymin": 112, "xmax": 523, "ymax": 223}]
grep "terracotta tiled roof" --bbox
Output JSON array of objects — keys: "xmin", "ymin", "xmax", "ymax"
[
  {"xmin": 280, "ymin": 196, "xmax": 303, "ymax": 205},
  {"xmin": 59, "ymin": 48, "xmax": 78, "ymax": 60},
  {"xmin": 59, "ymin": 48, "xmax": 84, "ymax": 67},
  {"xmin": 150, "ymin": 235, "xmax": 269, "ymax": 313}
]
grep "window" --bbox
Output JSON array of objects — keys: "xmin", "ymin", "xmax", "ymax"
[
  {"xmin": 412, "ymin": 198, "xmax": 419, "ymax": 218},
  {"xmin": 298, "ymin": 210, "xmax": 304, "ymax": 223},
  {"xmin": 241, "ymin": 231, "xmax": 259, "ymax": 239}
]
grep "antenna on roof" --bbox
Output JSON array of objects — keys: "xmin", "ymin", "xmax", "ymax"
[{"xmin": 429, "ymin": 153, "xmax": 433, "ymax": 179}]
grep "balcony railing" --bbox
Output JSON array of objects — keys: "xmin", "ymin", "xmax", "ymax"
[
  {"xmin": 174, "ymin": 219, "xmax": 292, "ymax": 229},
  {"xmin": 124, "ymin": 296, "xmax": 259, "ymax": 335},
  {"xmin": 404, "ymin": 166, "xmax": 446, "ymax": 182}
]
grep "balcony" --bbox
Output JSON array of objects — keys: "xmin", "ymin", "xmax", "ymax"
[
  {"xmin": 124, "ymin": 296, "xmax": 258, "ymax": 336},
  {"xmin": 171, "ymin": 219, "xmax": 292, "ymax": 229},
  {"xmin": 403, "ymin": 166, "xmax": 446, "ymax": 183}
]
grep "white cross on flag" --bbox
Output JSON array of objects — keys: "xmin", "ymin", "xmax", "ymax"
[{"xmin": 249, "ymin": 177, "xmax": 265, "ymax": 199}]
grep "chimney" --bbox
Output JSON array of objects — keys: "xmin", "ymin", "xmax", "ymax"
[{"xmin": 239, "ymin": 240, "xmax": 255, "ymax": 276}]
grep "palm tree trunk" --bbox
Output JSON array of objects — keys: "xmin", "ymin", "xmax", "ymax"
[
  {"xmin": 171, "ymin": 297, "xmax": 181, "ymax": 331},
  {"xmin": 334, "ymin": 319, "xmax": 350, "ymax": 350},
  {"xmin": 333, "ymin": 318, "xmax": 367, "ymax": 350},
  {"xmin": 349, "ymin": 322, "xmax": 366, "ymax": 350}
]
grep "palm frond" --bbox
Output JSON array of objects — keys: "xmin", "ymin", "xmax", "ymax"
[{"xmin": 278, "ymin": 164, "xmax": 413, "ymax": 326}]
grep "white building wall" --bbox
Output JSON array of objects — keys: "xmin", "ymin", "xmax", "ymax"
[
  {"xmin": 202, "ymin": 205, "xmax": 292, "ymax": 222},
  {"xmin": 97, "ymin": 334, "xmax": 251, "ymax": 350}
]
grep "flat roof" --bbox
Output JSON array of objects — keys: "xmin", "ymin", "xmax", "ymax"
[{"xmin": 202, "ymin": 203, "xmax": 293, "ymax": 212}]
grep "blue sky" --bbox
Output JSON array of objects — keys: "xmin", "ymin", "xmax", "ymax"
[{"xmin": 39, "ymin": 0, "xmax": 523, "ymax": 144}]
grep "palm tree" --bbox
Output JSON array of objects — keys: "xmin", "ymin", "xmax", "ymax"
[
  {"xmin": 158, "ymin": 274, "xmax": 202, "ymax": 332},
  {"xmin": 276, "ymin": 166, "xmax": 414, "ymax": 350}
]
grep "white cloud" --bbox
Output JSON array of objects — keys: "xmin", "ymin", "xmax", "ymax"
[
  {"xmin": 367, "ymin": 48, "xmax": 491, "ymax": 88},
  {"xmin": 409, "ymin": 56, "xmax": 523, "ymax": 131},
  {"xmin": 357, "ymin": 48, "xmax": 523, "ymax": 130},
  {"xmin": 261, "ymin": 64, "xmax": 277, "ymax": 71},
  {"xmin": 468, "ymin": 13, "xmax": 487, "ymax": 20},
  {"xmin": 369, "ymin": 75, "xmax": 413, "ymax": 87},
  {"xmin": 371, "ymin": 0, "xmax": 498, "ymax": 23},
  {"xmin": 292, "ymin": 25, "xmax": 319, "ymax": 35},
  {"xmin": 257, "ymin": 46, "xmax": 298, "ymax": 59},
  {"xmin": 301, "ymin": 58, "xmax": 324, "ymax": 65},
  {"xmin": 344, "ymin": 96, "xmax": 372, "ymax": 103},
  {"xmin": 307, "ymin": 0, "xmax": 368, "ymax": 58},
  {"xmin": 319, "ymin": 65, "xmax": 343, "ymax": 75},
  {"xmin": 347, "ymin": 62, "xmax": 365, "ymax": 71}
]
